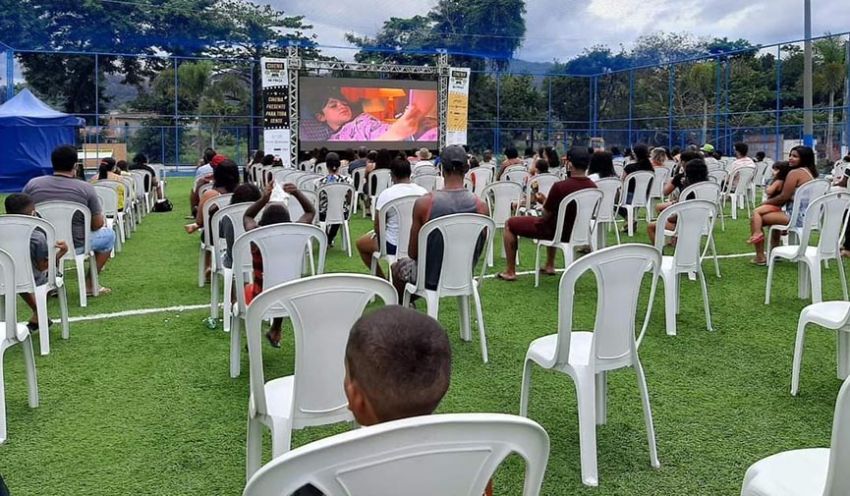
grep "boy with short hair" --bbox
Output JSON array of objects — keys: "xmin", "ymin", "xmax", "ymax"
[{"xmin": 4, "ymin": 193, "xmax": 68, "ymax": 331}]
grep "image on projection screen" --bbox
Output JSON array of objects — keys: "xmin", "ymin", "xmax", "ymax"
[{"xmin": 298, "ymin": 77, "xmax": 439, "ymax": 149}]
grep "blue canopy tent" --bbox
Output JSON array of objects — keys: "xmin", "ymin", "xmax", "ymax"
[{"xmin": 0, "ymin": 89, "xmax": 84, "ymax": 192}]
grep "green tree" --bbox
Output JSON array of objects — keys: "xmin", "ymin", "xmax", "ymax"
[
  {"xmin": 684, "ymin": 62, "xmax": 716, "ymax": 143},
  {"xmin": 814, "ymin": 35, "xmax": 848, "ymax": 160}
]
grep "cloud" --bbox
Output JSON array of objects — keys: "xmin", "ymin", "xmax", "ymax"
[{"xmin": 266, "ymin": 0, "xmax": 850, "ymax": 63}]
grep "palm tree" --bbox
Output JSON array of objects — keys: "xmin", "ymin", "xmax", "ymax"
[
  {"xmin": 686, "ymin": 62, "xmax": 716, "ymax": 144},
  {"xmin": 813, "ymin": 36, "xmax": 847, "ymax": 161}
]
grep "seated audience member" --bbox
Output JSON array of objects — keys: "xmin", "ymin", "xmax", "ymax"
[
  {"xmin": 650, "ymin": 147, "xmax": 668, "ymax": 168},
  {"xmin": 23, "ymin": 145, "xmax": 115, "ymax": 296},
  {"xmin": 728, "ymin": 142, "xmax": 756, "ymax": 187},
  {"xmin": 129, "ymin": 153, "xmax": 162, "ymax": 200},
  {"xmin": 611, "ymin": 146, "xmax": 625, "ymax": 166},
  {"xmin": 646, "ymin": 158, "xmax": 709, "ymax": 242},
  {"xmin": 244, "ymin": 149, "xmax": 264, "ymax": 183},
  {"xmin": 496, "ymin": 147, "xmax": 523, "ymax": 180},
  {"xmin": 190, "ymin": 149, "xmax": 220, "ymax": 217},
  {"xmin": 498, "ymin": 147, "xmax": 597, "ymax": 281},
  {"xmin": 4, "ymin": 194, "xmax": 69, "ymax": 330},
  {"xmin": 587, "ymin": 151, "xmax": 616, "ymax": 182},
  {"xmin": 542, "ymin": 146, "xmax": 560, "ymax": 173},
  {"xmin": 391, "ymin": 145, "xmax": 489, "ymax": 301},
  {"xmin": 701, "ymin": 144, "xmax": 721, "ymax": 169},
  {"xmin": 414, "ymin": 148, "xmax": 434, "ymax": 167},
  {"xmin": 617, "ymin": 143, "xmax": 654, "ymax": 230},
  {"xmin": 293, "ymin": 305, "xmax": 476, "ymax": 496},
  {"xmin": 755, "ymin": 151, "xmax": 766, "ymax": 163},
  {"xmin": 347, "ymin": 146, "xmax": 369, "ymax": 175},
  {"xmin": 520, "ymin": 158, "xmax": 551, "ymax": 214},
  {"xmin": 356, "ymin": 158, "xmax": 427, "ymax": 278},
  {"xmin": 482, "ymin": 149, "xmax": 497, "ymax": 169},
  {"xmin": 656, "ymin": 150, "xmax": 703, "ymax": 212},
  {"xmin": 220, "ymin": 184, "xmax": 262, "ymax": 278},
  {"xmin": 90, "ymin": 158, "xmax": 126, "ymax": 211},
  {"xmin": 185, "ymin": 159, "xmax": 241, "ymax": 234},
  {"xmin": 748, "ymin": 161, "xmax": 792, "ymax": 245},
  {"xmin": 242, "ymin": 181, "xmax": 315, "ymax": 348},
  {"xmin": 317, "ymin": 152, "xmax": 354, "ymax": 246}
]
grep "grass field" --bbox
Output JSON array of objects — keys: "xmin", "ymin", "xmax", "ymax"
[{"xmin": 1, "ymin": 177, "xmax": 848, "ymax": 495}]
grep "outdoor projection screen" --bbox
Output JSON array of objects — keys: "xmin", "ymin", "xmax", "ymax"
[{"xmin": 298, "ymin": 77, "xmax": 439, "ymax": 150}]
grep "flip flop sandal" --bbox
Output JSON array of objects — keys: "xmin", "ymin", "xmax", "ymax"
[
  {"xmin": 496, "ymin": 273, "xmax": 518, "ymax": 282},
  {"xmin": 26, "ymin": 319, "xmax": 53, "ymax": 332},
  {"xmin": 750, "ymin": 258, "xmax": 767, "ymax": 266},
  {"xmin": 537, "ymin": 268, "xmax": 557, "ymax": 276},
  {"xmin": 747, "ymin": 233, "xmax": 765, "ymax": 244},
  {"xmin": 265, "ymin": 331, "xmax": 281, "ymax": 349},
  {"xmin": 86, "ymin": 287, "xmax": 112, "ymax": 297}
]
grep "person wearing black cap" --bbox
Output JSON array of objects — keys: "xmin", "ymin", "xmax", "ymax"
[{"xmin": 390, "ymin": 145, "xmax": 489, "ymax": 301}]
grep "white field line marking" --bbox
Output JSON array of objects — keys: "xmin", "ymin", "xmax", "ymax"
[{"xmin": 67, "ymin": 252, "xmax": 759, "ymax": 322}]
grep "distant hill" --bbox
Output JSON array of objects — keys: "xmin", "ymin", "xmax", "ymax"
[{"xmin": 507, "ymin": 59, "xmax": 555, "ymax": 87}]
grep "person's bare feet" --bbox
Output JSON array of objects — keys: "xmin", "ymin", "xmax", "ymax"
[
  {"xmin": 538, "ymin": 267, "xmax": 557, "ymax": 276},
  {"xmin": 496, "ymin": 272, "xmax": 517, "ymax": 281},
  {"xmin": 842, "ymin": 249, "xmax": 850, "ymax": 259}
]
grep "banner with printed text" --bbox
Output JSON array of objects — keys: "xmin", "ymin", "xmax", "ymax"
[
  {"xmin": 446, "ymin": 67, "xmax": 471, "ymax": 146},
  {"xmin": 261, "ymin": 57, "xmax": 291, "ymax": 165}
]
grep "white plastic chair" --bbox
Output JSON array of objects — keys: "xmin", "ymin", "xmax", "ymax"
[
  {"xmin": 34, "ymin": 201, "xmax": 100, "ymax": 308},
  {"xmin": 527, "ymin": 173, "xmax": 561, "ymax": 210},
  {"xmin": 613, "ymin": 164, "xmax": 625, "ymax": 179},
  {"xmin": 620, "ymin": 170, "xmax": 654, "ymax": 237},
  {"xmin": 646, "ymin": 167, "xmax": 671, "ymax": 221},
  {"xmin": 0, "ymin": 248, "xmax": 39, "ymax": 444},
  {"xmin": 133, "ymin": 169, "xmax": 155, "ymax": 212},
  {"xmin": 368, "ymin": 169, "xmax": 393, "ymax": 218},
  {"xmin": 532, "ymin": 189, "xmax": 603, "ymax": 288},
  {"xmin": 93, "ymin": 184, "xmax": 123, "ymax": 255},
  {"xmin": 243, "ymin": 413, "xmax": 550, "ymax": 496},
  {"xmin": 766, "ymin": 179, "xmax": 831, "ymax": 255},
  {"xmin": 229, "ymin": 223, "xmax": 327, "ymax": 378},
  {"xmin": 481, "ymin": 181, "xmax": 522, "ymax": 267},
  {"xmin": 370, "ymin": 194, "xmax": 419, "ymax": 281},
  {"xmin": 196, "ymin": 194, "xmax": 233, "ymax": 288},
  {"xmin": 412, "ymin": 164, "xmax": 439, "ymax": 177},
  {"xmin": 118, "ymin": 175, "xmax": 139, "ymax": 232},
  {"xmin": 741, "ymin": 374, "xmax": 850, "ymax": 496},
  {"xmin": 678, "ymin": 181, "xmax": 723, "ymax": 278},
  {"xmin": 520, "ymin": 244, "xmax": 661, "ymax": 487},
  {"xmin": 465, "ymin": 167, "xmax": 493, "ymax": 197},
  {"xmin": 591, "ymin": 177, "xmax": 622, "ymax": 249},
  {"xmin": 296, "ymin": 173, "xmax": 323, "ymax": 193},
  {"xmin": 208, "ymin": 202, "xmax": 252, "ymax": 331},
  {"xmin": 317, "ymin": 182, "xmax": 355, "ymax": 257},
  {"xmin": 412, "ymin": 173, "xmax": 442, "ymax": 192},
  {"xmin": 244, "ymin": 274, "xmax": 397, "ymax": 478},
  {"xmin": 752, "ymin": 160, "xmax": 771, "ymax": 201},
  {"xmin": 130, "ymin": 170, "xmax": 150, "ymax": 217},
  {"xmin": 351, "ymin": 168, "xmax": 367, "ymax": 214},
  {"xmin": 0, "ymin": 215, "xmax": 71, "ymax": 355},
  {"xmin": 94, "ymin": 180, "xmax": 129, "ymax": 244},
  {"xmin": 402, "ymin": 213, "xmax": 495, "ymax": 363},
  {"xmin": 272, "ymin": 168, "xmax": 298, "ymax": 185},
  {"xmin": 149, "ymin": 163, "xmax": 167, "ymax": 198},
  {"xmin": 791, "ymin": 301, "xmax": 850, "ymax": 396},
  {"xmin": 720, "ymin": 166, "xmax": 755, "ymax": 220},
  {"xmin": 505, "ymin": 168, "xmax": 531, "ymax": 185},
  {"xmin": 765, "ymin": 191, "xmax": 850, "ymax": 305},
  {"xmin": 654, "ymin": 200, "xmax": 716, "ymax": 336}
]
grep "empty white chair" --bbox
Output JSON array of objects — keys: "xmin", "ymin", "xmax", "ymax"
[
  {"xmin": 504, "ymin": 167, "xmax": 530, "ymax": 185},
  {"xmin": 653, "ymin": 200, "xmax": 716, "ymax": 336},
  {"xmin": 646, "ymin": 167, "xmax": 671, "ymax": 221},
  {"xmin": 196, "ymin": 194, "xmax": 233, "ymax": 288},
  {"xmin": 129, "ymin": 170, "xmax": 149, "ymax": 217},
  {"xmin": 532, "ymin": 189, "xmax": 603, "ymax": 288},
  {"xmin": 412, "ymin": 173, "xmax": 442, "ymax": 192},
  {"xmin": 591, "ymin": 177, "xmax": 622, "ymax": 249},
  {"xmin": 149, "ymin": 163, "xmax": 167, "ymax": 198},
  {"xmin": 371, "ymin": 195, "xmax": 419, "ymax": 281},
  {"xmin": 368, "ymin": 169, "xmax": 393, "ymax": 218},
  {"xmin": 243, "ymin": 413, "xmax": 550, "ymax": 496},
  {"xmin": 272, "ymin": 168, "xmax": 298, "ymax": 185},
  {"xmin": 613, "ymin": 163, "xmax": 625, "ymax": 179},
  {"xmin": 230, "ymin": 223, "xmax": 327, "ymax": 378},
  {"xmin": 481, "ymin": 181, "xmax": 522, "ymax": 267},
  {"xmin": 245, "ymin": 274, "xmax": 397, "ymax": 478},
  {"xmin": 93, "ymin": 184, "xmax": 123, "ymax": 254},
  {"xmin": 465, "ymin": 167, "xmax": 493, "ymax": 197},
  {"xmin": 412, "ymin": 164, "xmax": 439, "ymax": 177},
  {"xmin": 791, "ymin": 301, "xmax": 850, "ymax": 396},
  {"xmin": 402, "ymin": 214, "xmax": 495, "ymax": 363},
  {"xmin": 619, "ymin": 170, "xmax": 654, "ymax": 237},
  {"xmin": 766, "ymin": 179, "xmax": 831, "ymax": 254},
  {"xmin": 0, "ymin": 248, "xmax": 39, "ymax": 444},
  {"xmin": 351, "ymin": 168, "xmax": 367, "ymax": 214},
  {"xmin": 317, "ymin": 182, "xmax": 355, "ymax": 257},
  {"xmin": 34, "ymin": 201, "xmax": 100, "ymax": 308},
  {"xmin": 678, "ymin": 181, "xmax": 723, "ymax": 277},
  {"xmin": 208, "ymin": 202, "xmax": 252, "ymax": 331},
  {"xmin": 752, "ymin": 160, "xmax": 771, "ymax": 202},
  {"xmin": 0, "ymin": 216, "xmax": 70, "ymax": 355},
  {"xmin": 296, "ymin": 173, "xmax": 323, "ymax": 193},
  {"xmin": 720, "ymin": 166, "xmax": 756, "ymax": 220},
  {"xmin": 765, "ymin": 192, "xmax": 850, "ymax": 305},
  {"xmin": 520, "ymin": 244, "xmax": 661, "ymax": 487},
  {"xmin": 741, "ymin": 374, "xmax": 850, "ymax": 496}
]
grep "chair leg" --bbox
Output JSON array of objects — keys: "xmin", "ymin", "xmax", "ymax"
[
  {"xmin": 519, "ymin": 359, "xmax": 533, "ymax": 417},
  {"xmin": 534, "ymin": 243, "xmax": 542, "ymax": 288},
  {"xmin": 223, "ymin": 270, "xmax": 233, "ymax": 333},
  {"xmin": 627, "ymin": 208, "xmax": 635, "ymax": 237},
  {"xmin": 245, "ymin": 415, "xmax": 263, "ymax": 481},
  {"xmin": 807, "ymin": 259, "xmax": 822, "ymax": 303},
  {"xmin": 75, "ymin": 256, "xmax": 87, "ymax": 308},
  {"xmin": 424, "ymin": 292, "xmax": 440, "ymax": 320},
  {"xmin": 472, "ymin": 285, "xmax": 488, "ymax": 364},
  {"xmin": 89, "ymin": 255, "xmax": 99, "ymax": 298},
  {"xmin": 576, "ymin": 373, "xmax": 599, "ymax": 487},
  {"xmin": 209, "ymin": 269, "xmax": 220, "ymax": 327},
  {"xmin": 838, "ymin": 330, "xmax": 850, "ymax": 380},
  {"xmin": 344, "ymin": 222, "xmax": 352, "ymax": 258},
  {"xmin": 35, "ymin": 288, "xmax": 50, "ymax": 355},
  {"xmin": 699, "ymin": 269, "xmax": 713, "ymax": 331},
  {"xmin": 662, "ymin": 271, "xmax": 677, "ymax": 336},
  {"xmin": 791, "ymin": 317, "xmax": 809, "ymax": 396},
  {"xmin": 634, "ymin": 359, "xmax": 660, "ymax": 469},
  {"xmin": 798, "ymin": 260, "xmax": 812, "ymax": 301},
  {"xmin": 765, "ymin": 255, "xmax": 776, "ymax": 304},
  {"xmin": 58, "ymin": 284, "xmax": 70, "ymax": 340},
  {"xmin": 595, "ymin": 372, "xmax": 607, "ymax": 426},
  {"xmin": 22, "ymin": 337, "xmax": 38, "ymax": 408},
  {"xmin": 837, "ymin": 255, "xmax": 848, "ymax": 301},
  {"xmin": 0, "ymin": 356, "xmax": 6, "ymax": 444},
  {"xmin": 198, "ymin": 243, "xmax": 206, "ymax": 288},
  {"xmin": 458, "ymin": 295, "xmax": 471, "ymax": 342},
  {"xmin": 230, "ymin": 315, "xmax": 242, "ymax": 378},
  {"xmin": 270, "ymin": 418, "xmax": 293, "ymax": 457}
]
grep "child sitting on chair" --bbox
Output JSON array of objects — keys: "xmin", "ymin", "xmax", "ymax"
[{"xmin": 748, "ymin": 161, "xmax": 791, "ymax": 245}]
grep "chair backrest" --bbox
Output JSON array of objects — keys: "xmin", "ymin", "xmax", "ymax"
[
  {"xmin": 317, "ymin": 183, "xmax": 355, "ymax": 224},
  {"xmin": 412, "ymin": 165, "xmax": 439, "ymax": 177},
  {"xmin": 245, "ymin": 274, "xmax": 396, "ymax": 428},
  {"xmin": 0, "ymin": 248, "xmax": 18, "ymax": 340},
  {"xmin": 413, "ymin": 214, "xmax": 495, "ymax": 295},
  {"xmin": 533, "ymin": 173, "xmax": 561, "ymax": 198},
  {"xmin": 655, "ymin": 200, "xmax": 717, "ymax": 272},
  {"xmin": 377, "ymin": 194, "xmax": 419, "ymax": 260},
  {"xmin": 314, "ymin": 162, "xmax": 328, "ymax": 175},
  {"xmin": 370, "ymin": 169, "xmax": 393, "ymax": 198},
  {"xmin": 555, "ymin": 244, "xmax": 660, "ymax": 369},
  {"xmin": 35, "ymin": 201, "xmax": 91, "ymax": 259},
  {"xmin": 794, "ymin": 191, "xmax": 850, "ymax": 260},
  {"xmin": 613, "ymin": 164, "xmax": 625, "ymax": 179},
  {"xmin": 232, "ymin": 223, "xmax": 328, "ymax": 310},
  {"xmin": 481, "ymin": 182, "xmax": 522, "ymax": 226},
  {"xmin": 549, "ymin": 188, "xmax": 603, "ymax": 247},
  {"xmin": 272, "ymin": 168, "xmax": 297, "ymax": 185},
  {"xmin": 825, "ymin": 375, "xmax": 850, "ymax": 495},
  {"xmin": 287, "ymin": 191, "xmax": 318, "ymax": 223},
  {"xmin": 201, "ymin": 193, "xmax": 233, "ymax": 246},
  {"xmin": 211, "ymin": 202, "xmax": 253, "ymax": 271},
  {"xmin": 149, "ymin": 163, "xmax": 166, "ymax": 182},
  {"xmin": 680, "ymin": 181, "xmax": 721, "ymax": 203},
  {"xmin": 650, "ymin": 167, "xmax": 671, "ymax": 197},
  {"xmin": 297, "ymin": 173, "xmax": 324, "ymax": 192},
  {"xmin": 708, "ymin": 169, "xmax": 727, "ymax": 185},
  {"xmin": 786, "ymin": 178, "xmax": 831, "ymax": 230},
  {"xmin": 594, "ymin": 177, "xmax": 622, "ymax": 223},
  {"xmin": 0, "ymin": 215, "xmax": 58, "ymax": 293},
  {"xmin": 725, "ymin": 166, "xmax": 755, "ymax": 195},
  {"xmin": 623, "ymin": 170, "xmax": 654, "ymax": 207},
  {"xmin": 130, "ymin": 170, "xmax": 147, "ymax": 196},
  {"xmin": 754, "ymin": 161, "xmax": 771, "ymax": 186},
  {"xmin": 95, "ymin": 179, "xmax": 126, "ymax": 204},
  {"xmin": 502, "ymin": 164, "xmax": 527, "ymax": 179},
  {"xmin": 242, "ymin": 413, "xmax": 550, "ymax": 496},
  {"xmin": 119, "ymin": 175, "xmax": 137, "ymax": 200},
  {"xmin": 505, "ymin": 168, "xmax": 530, "ymax": 185},
  {"xmin": 93, "ymin": 185, "xmax": 119, "ymax": 217},
  {"xmin": 198, "ymin": 181, "xmax": 213, "ymax": 198},
  {"xmin": 351, "ymin": 168, "xmax": 367, "ymax": 191},
  {"xmin": 465, "ymin": 167, "xmax": 493, "ymax": 196},
  {"xmin": 413, "ymin": 174, "xmax": 442, "ymax": 192}
]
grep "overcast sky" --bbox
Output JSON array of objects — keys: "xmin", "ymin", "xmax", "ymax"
[{"xmin": 270, "ymin": 0, "xmax": 850, "ymax": 62}]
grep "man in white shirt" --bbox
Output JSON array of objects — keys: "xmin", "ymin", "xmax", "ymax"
[
  {"xmin": 356, "ymin": 157, "xmax": 427, "ymax": 278},
  {"xmin": 414, "ymin": 147, "xmax": 435, "ymax": 167},
  {"xmin": 728, "ymin": 142, "xmax": 756, "ymax": 188}
]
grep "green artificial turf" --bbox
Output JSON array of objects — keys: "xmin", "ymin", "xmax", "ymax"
[{"xmin": 1, "ymin": 177, "xmax": 847, "ymax": 495}]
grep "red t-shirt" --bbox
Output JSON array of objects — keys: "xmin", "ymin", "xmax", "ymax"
[{"xmin": 536, "ymin": 177, "xmax": 597, "ymax": 241}]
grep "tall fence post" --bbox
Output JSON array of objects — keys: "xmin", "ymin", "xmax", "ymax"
[
  {"xmin": 844, "ymin": 35, "xmax": 850, "ymax": 156},
  {"xmin": 724, "ymin": 59, "xmax": 731, "ymax": 155},
  {"xmin": 775, "ymin": 45, "xmax": 783, "ymax": 161},
  {"xmin": 547, "ymin": 77, "xmax": 552, "ymax": 145},
  {"xmin": 5, "ymin": 48, "xmax": 13, "ymax": 101},
  {"xmin": 495, "ymin": 71, "xmax": 501, "ymax": 153},
  {"xmin": 94, "ymin": 54, "xmax": 100, "ymax": 158},
  {"xmin": 714, "ymin": 57, "xmax": 722, "ymax": 148},
  {"xmin": 628, "ymin": 70, "xmax": 634, "ymax": 147},
  {"xmin": 173, "ymin": 57, "xmax": 179, "ymax": 168},
  {"xmin": 668, "ymin": 66, "xmax": 675, "ymax": 149}
]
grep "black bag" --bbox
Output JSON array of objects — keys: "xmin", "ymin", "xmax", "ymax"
[{"xmin": 152, "ymin": 199, "xmax": 173, "ymax": 212}]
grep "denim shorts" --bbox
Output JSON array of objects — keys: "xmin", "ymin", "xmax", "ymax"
[{"xmin": 76, "ymin": 227, "xmax": 116, "ymax": 255}]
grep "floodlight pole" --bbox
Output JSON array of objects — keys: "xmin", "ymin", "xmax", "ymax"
[{"xmin": 803, "ymin": 0, "xmax": 814, "ymax": 147}]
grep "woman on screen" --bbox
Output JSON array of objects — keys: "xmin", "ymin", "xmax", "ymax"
[{"xmin": 301, "ymin": 86, "xmax": 437, "ymax": 143}]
